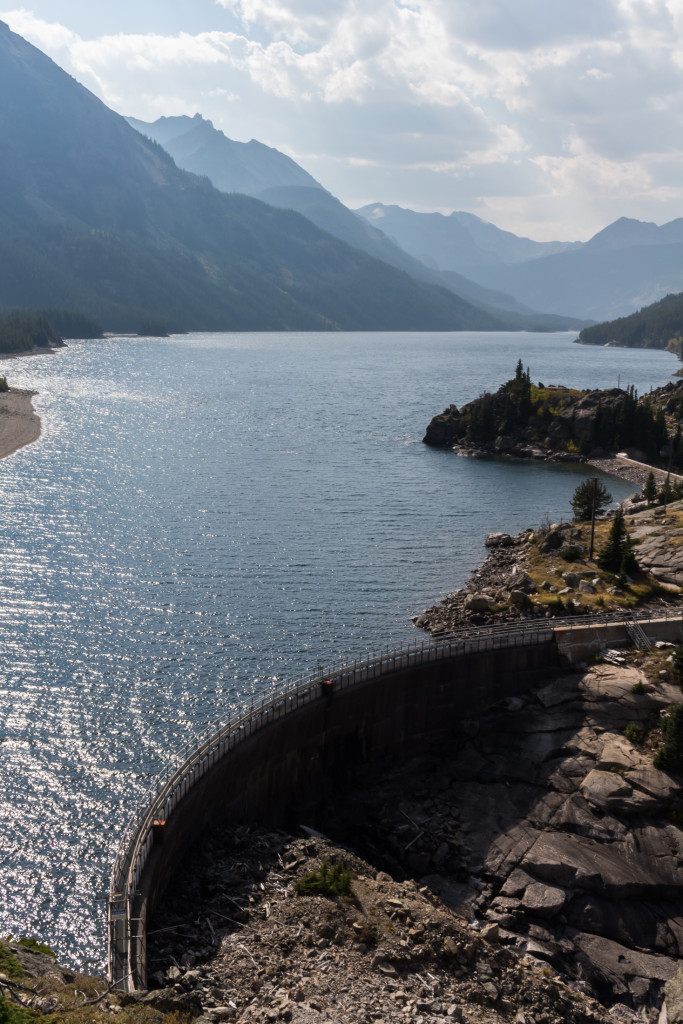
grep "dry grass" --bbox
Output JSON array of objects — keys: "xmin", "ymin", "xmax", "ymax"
[{"xmin": 523, "ymin": 517, "xmax": 673, "ymax": 614}]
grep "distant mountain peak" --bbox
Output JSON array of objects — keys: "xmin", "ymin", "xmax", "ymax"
[
  {"xmin": 355, "ymin": 202, "xmax": 577, "ymax": 274},
  {"xmin": 127, "ymin": 113, "xmax": 324, "ymax": 197}
]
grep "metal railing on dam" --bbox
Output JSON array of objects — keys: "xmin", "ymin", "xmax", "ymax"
[{"xmin": 107, "ymin": 607, "xmax": 682, "ymax": 990}]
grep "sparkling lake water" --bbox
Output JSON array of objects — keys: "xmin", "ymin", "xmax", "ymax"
[{"xmin": 0, "ymin": 330, "xmax": 677, "ymax": 968}]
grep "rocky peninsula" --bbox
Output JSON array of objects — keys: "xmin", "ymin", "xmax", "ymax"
[
  {"xmin": 414, "ymin": 498, "xmax": 683, "ymax": 637},
  {"xmin": 423, "ymin": 366, "xmax": 683, "ymax": 472}
]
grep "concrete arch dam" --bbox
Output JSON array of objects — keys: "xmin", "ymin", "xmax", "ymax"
[{"xmin": 107, "ymin": 611, "xmax": 683, "ymax": 992}]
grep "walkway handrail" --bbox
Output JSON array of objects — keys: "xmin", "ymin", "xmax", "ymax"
[{"xmin": 107, "ymin": 606, "xmax": 681, "ymax": 987}]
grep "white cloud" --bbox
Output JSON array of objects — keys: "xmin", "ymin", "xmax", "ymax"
[
  {"xmin": 0, "ymin": 7, "xmax": 77, "ymax": 50},
  {"xmin": 4, "ymin": 0, "xmax": 683, "ymax": 239}
]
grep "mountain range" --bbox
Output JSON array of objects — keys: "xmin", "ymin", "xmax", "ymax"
[
  {"xmin": 0, "ymin": 21, "xmax": 510, "ymax": 334},
  {"xmin": 129, "ymin": 114, "xmax": 584, "ymax": 330},
  {"xmin": 131, "ymin": 113, "xmax": 683, "ymax": 325},
  {"xmin": 3, "ymin": 17, "xmax": 681, "ymax": 334},
  {"xmin": 355, "ymin": 206, "xmax": 683, "ymax": 321}
]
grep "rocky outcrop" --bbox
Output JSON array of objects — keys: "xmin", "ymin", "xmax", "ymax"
[
  {"xmin": 413, "ymin": 522, "xmax": 594, "ymax": 634},
  {"xmin": 321, "ymin": 661, "xmax": 683, "ymax": 1017},
  {"xmin": 630, "ymin": 503, "xmax": 683, "ymax": 587},
  {"xmin": 422, "ymin": 378, "xmax": 683, "ymax": 464}
]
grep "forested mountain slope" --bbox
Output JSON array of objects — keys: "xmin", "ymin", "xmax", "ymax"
[{"xmin": 0, "ymin": 22, "xmax": 502, "ymax": 333}]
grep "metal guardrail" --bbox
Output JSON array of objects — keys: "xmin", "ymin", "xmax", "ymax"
[{"xmin": 107, "ymin": 606, "xmax": 682, "ymax": 988}]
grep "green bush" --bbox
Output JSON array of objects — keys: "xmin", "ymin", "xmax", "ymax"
[
  {"xmin": 673, "ymin": 646, "xmax": 683, "ymax": 686},
  {"xmin": 631, "ymin": 680, "xmax": 645, "ymax": 694},
  {"xmin": 624, "ymin": 722, "xmax": 643, "ymax": 745},
  {"xmin": 560, "ymin": 545, "xmax": 580, "ymax": 562},
  {"xmin": 0, "ymin": 942, "xmax": 24, "ymax": 980},
  {"xmin": 0, "ymin": 995, "xmax": 32, "ymax": 1024},
  {"xmin": 654, "ymin": 704, "xmax": 683, "ymax": 771},
  {"xmin": 17, "ymin": 936, "xmax": 54, "ymax": 956},
  {"xmin": 295, "ymin": 859, "xmax": 354, "ymax": 900}
]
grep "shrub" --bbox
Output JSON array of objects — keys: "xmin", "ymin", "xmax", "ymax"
[
  {"xmin": 624, "ymin": 722, "xmax": 643, "ymax": 745},
  {"xmin": 0, "ymin": 995, "xmax": 32, "ymax": 1024},
  {"xmin": 631, "ymin": 680, "xmax": 645, "ymax": 694},
  {"xmin": 560, "ymin": 545, "xmax": 580, "ymax": 562},
  {"xmin": 673, "ymin": 646, "xmax": 683, "ymax": 686},
  {"xmin": 654, "ymin": 704, "xmax": 683, "ymax": 771},
  {"xmin": 295, "ymin": 859, "xmax": 355, "ymax": 900},
  {"xmin": 0, "ymin": 942, "xmax": 24, "ymax": 980},
  {"xmin": 17, "ymin": 936, "xmax": 55, "ymax": 956}
]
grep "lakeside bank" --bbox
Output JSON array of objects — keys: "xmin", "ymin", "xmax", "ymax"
[{"xmin": 0, "ymin": 387, "xmax": 40, "ymax": 458}]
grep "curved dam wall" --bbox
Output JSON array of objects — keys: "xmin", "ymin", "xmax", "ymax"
[{"xmin": 108, "ymin": 611, "xmax": 683, "ymax": 992}]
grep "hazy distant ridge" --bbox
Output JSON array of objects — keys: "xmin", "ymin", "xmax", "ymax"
[
  {"xmin": 129, "ymin": 114, "xmax": 587, "ymax": 331},
  {"xmin": 356, "ymin": 205, "xmax": 683, "ymax": 321}
]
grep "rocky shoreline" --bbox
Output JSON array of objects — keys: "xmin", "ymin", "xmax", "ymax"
[{"xmin": 413, "ymin": 490, "xmax": 683, "ymax": 637}]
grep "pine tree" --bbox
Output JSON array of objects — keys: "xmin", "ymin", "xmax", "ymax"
[
  {"xmin": 597, "ymin": 509, "xmax": 638, "ymax": 574},
  {"xmin": 570, "ymin": 479, "xmax": 612, "ymax": 521},
  {"xmin": 643, "ymin": 471, "xmax": 657, "ymax": 506}
]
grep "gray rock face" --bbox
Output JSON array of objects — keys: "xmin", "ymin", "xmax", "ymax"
[
  {"xmin": 629, "ymin": 499, "xmax": 683, "ymax": 586},
  {"xmin": 321, "ymin": 661, "xmax": 683, "ymax": 1015},
  {"xmin": 665, "ymin": 968, "xmax": 683, "ymax": 1024},
  {"xmin": 521, "ymin": 882, "xmax": 565, "ymax": 918}
]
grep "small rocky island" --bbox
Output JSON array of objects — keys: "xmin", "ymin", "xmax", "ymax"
[{"xmin": 423, "ymin": 362, "xmax": 683, "ymax": 466}]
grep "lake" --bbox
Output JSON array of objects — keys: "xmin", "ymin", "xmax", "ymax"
[{"xmin": 0, "ymin": 330, "xmax": 677, "ymax": 967}]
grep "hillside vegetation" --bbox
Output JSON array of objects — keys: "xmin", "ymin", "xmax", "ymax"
[
  {"xmin": 578, "ymin": 291, "xmax": 683, "ymax": 356},
  {"xmin": 0, "ymin": 20, "xmax": 505, "ymax": 334},
  {"xmin": 0, "ymin": 310, "xmax": 103, "ymax": 354}
]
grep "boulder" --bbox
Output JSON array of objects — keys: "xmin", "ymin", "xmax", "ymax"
[
  {"xmin": 580, "ymin": 770, "xmax": 633, "ymax": 812},
  {"xmin": 508, "ymin": 570, "xmax": 536, "ymax": 593},
  {"xmin": 495, "ymin": 435, "xmax": 516, "ymax": 452},
  {"xmin": 509, "ymin": 589, "xmax": 531, "ymax": 609},
  {"xmin": 465, "ymin": 594, "xmax": 494, "ymax": 612},
  {"xmin": 598, "ymin": 737, "xmax": 640, "ymax": 772},
  {"xmin": 540, "ymin": 529, "xmax": 564, "ymax": 553},
  {"xmin": 485, "ymin": 532, "xmax": 514, "ymax": 548},
  {"xmin": 521, "ymin": 882, "xmax": 566, "ymax": 918},
  {"xmin": 563, "ymin": 572, "xmax": 581, "ymax": 588},
  {"xmin": 623, "ymin": 767, "xmax": 680, "ymax": 804}
]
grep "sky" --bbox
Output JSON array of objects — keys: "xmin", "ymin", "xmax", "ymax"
[{"xmin": 3, "ymin": 1, "xmax": 683, "ymax": 242}]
